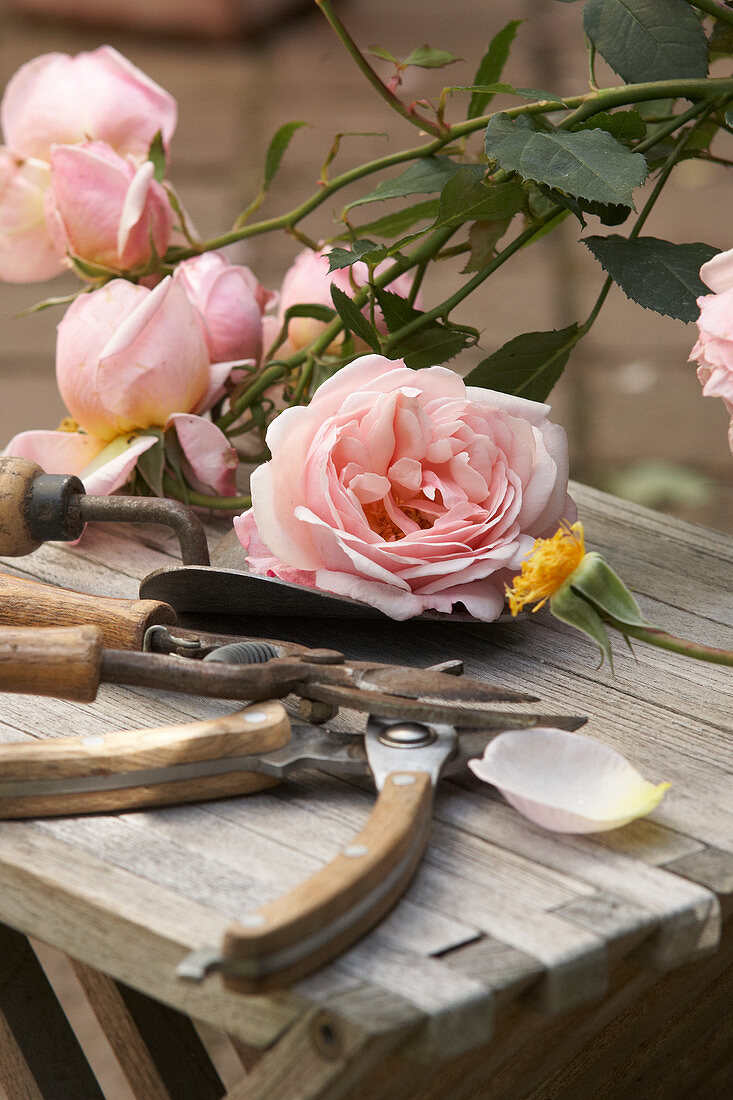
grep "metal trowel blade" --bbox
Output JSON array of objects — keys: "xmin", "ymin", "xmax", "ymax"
[{"xmin": 138, "ymin": 528, "xmax": 480, "ymax": 621}]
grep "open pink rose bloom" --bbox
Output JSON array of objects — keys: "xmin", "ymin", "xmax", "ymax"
[
  {"xmin": 690, "ymin": 247, "xmax": 733, "ymax": 454},
  {"xmin": 235, "ymin": 356, "xmax": 573, "ymax": 620}
]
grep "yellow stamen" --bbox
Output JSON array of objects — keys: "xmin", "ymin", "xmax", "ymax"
[
  {"xmin": 506, "ymin": 520, "xmax": 586, "ymax": 616},
  {"xmin": 56, "ymin": 416, "xmax": 79, "ymax": 432}
]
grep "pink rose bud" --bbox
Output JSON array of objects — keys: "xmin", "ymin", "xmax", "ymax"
[
  {"xmin": 1, "ymin": 46, "xmax": 177, "ymax": 163},
  {"xmin": 277, "ymin": 248, "xmax": 419, "ymax": 353},
  {"xmin": 56, "ymin": 277, "xmax": 211, "ymax": 440},
  {"xmin": 235, "ymin": 356, "xmax": 573, "ymax": 621},
  {"xmin": 174, "ymin": 252, "xmax": 273, "ymax": 364},
  {"xmin": 0, "ymin": 147, "xmax": 64, "ymax": 282},
  {"xmin": 45, "ymin": 141, "xmax": 173, "ymax": 274},
  {"xmin": 690, "ymin": 246, "xmax": 733, "ymax": 454}
]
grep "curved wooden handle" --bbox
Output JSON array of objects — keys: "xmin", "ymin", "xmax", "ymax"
[
  {"xmin": 222, "ymin": 771, "xmax": 434, "ymax": 992},
  {"xmin": 0, "ymin": 625, "xmax": 103, "ymax": 702},
  {"xmin": 0, "ymin": 572, "xmax": 176, "ymax": 649},
  {"xmin": 0, "ymin": 700, "xmax": 291, "ymax": 817}
]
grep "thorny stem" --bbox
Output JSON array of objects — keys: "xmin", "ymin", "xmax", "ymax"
[
  {"xmin": 688, "ymin": 0, "xmax": 733, "ymax": 30},
  {"xmin": 605, "ymin": 617, "xmax": 733, "ymax": 667},
  {"xmin": 314, "ymin": 0, "xmax": 446, "ymax": 137},
  {"xmin": 162, "ymin": 475, "xmax": 251, "ymax": 512},
  {"xmin": 383, "ymin": 211, "xmax": 565, "ymax": 352},
  {"xmin": 170, "ymin": 76, "xmax": 733, "ymax": 261}
]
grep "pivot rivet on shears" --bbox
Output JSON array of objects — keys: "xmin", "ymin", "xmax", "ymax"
[{"xmin": 377, "ymin": 722, "xmax": 435, "ymax": 748}]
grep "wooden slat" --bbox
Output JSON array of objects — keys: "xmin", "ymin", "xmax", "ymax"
[{"xmin": 0, "ymin": 923, "xmax": 104, "ymax": 1099}]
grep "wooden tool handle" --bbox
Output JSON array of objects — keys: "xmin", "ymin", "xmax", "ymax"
[
  {"xmin": 0, "ymin": 701, "xmax": 291, "ymax": 818},
  {"xmin": 0, "ymin": 572, "xmax": 177, "ymax": 650},
  {"xmin": 0, "ymin": 625, "xmax": 104, "ymax": 702},
  {"xmin": 222, "ymin": 771, "xmax": 434, "ymax": 993}
]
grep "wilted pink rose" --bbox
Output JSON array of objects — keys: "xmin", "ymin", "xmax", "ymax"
[
  {"xmin": 4, "ymin": 277, "xmax": 238, "ymax": 495},
  {"xmin": 45, "ymin": 142, "xmax": 173, "ymax": 274},
  {"xmin": 1, "ymin": 46, "xmax": 176, "ymax": 163},
  {"xmin": 174, "ymin": 252, "xmax": 274, "ymax": 363},
  {"xmin": 690, "ymin": 247, "xmax": 733, "ymax": 453},
  {"xmin": 275, "ymin": 248, "xmax": 419, "ymax": 354},
  {"xmin": 235, "ymin": 356, "xmax": 573, "ymax": 620},
  {"xmin": 0, "ymin": 148, "xmax": 64, "ymax": 281}
]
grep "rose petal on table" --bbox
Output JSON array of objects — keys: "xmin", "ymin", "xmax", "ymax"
[{"xmin": 468, "ymin": 727, "xmax": 670, "ymax": 833}]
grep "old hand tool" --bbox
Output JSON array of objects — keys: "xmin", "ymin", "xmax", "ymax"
[
  {"xmin": 0, "ymin": 456, "xmax": 209, "ymax": 565},
  {"xmin": 0, "ymin": 697, "xmax": 584, "ymax": 991},
  {"xmin": 0, "ymin": 623, "xmax": 586, "ymax": 730}
]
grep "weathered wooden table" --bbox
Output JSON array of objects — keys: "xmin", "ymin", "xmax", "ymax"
[{"xmin": 0, "ymin": 483, "xmax": 730, "ymax": 1099}]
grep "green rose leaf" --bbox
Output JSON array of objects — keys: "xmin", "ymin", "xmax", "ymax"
[
  {"xmin": 584, "ymin": 236, "xmax": 720, "ymax": 321},
  {"xmin": 582, "ymin": 0, "xmax": 708, "ymax": 84},
  {"xmin": 573, "ymin": 110, "xmax": 647, "ymax": 143},
  {"xmin": 434, "ymin": 170, "xmax": 524, "ymax": 228},
  {"xmin": 484, "ymin": 114, "xmax": 648, "ymax": 207},
  {"xmin": 367, "ymin": 45, "xmax": 400, "ymax": 64},
  {"xmin": 339, "ymin": 199, "xmax": 440, "ymax": 241},
  {"xmin": 135, "ymin": 430, "xmax": 166, "ymax": 497},
  {"xmin": 327, "ymin": 240, "xmax": 386, "ymax": 271},
  {"xmin": 452, "ymin": 82, "xmax": 567, "ymax": 107},
  {"xmin": 464, "ymin": 324, "xmax": 583, "ymax": 401},
  {"xmin": 264, "ymin": 120, "xmax": 308, "ymax": 190},
  {"xmin": 403, "ymin": 46, "xmax": 461, "ymax": 69},
  {"xmin": 330, "ymin": 285, "xmax": 381, "ymax": 352},
  {"xmin": 375, "ymin": 288, "xmax": 472, "ymax": 369},
  {"xmin": 345, "ymin": 158, "xmax": 482, "ymax": 211},
  {"xmin": 461, "ymin": 218, "xmax": 512, "ymax": 273},
  {"xmin": 467, "ymin": 20, "xmax": 522, "ymax": 119}
]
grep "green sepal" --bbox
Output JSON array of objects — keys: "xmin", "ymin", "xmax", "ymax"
[
  {"xmin": 550, "ymin": 581, "xmax": 614, "ymax": 668},
  {"xmin": 567, "ymin": 551, "xmax": 647, "ymax": 627}
]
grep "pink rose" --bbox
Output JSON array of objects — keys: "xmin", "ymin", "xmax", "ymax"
[
  {"xmin": 275, "ymin": 248, "xmax": 419, "ymax": 354},
  {"xmin": 4, "ymin": 277, "xmax": 238, "ymax": 496},
  {"xmin": 174, "ymin": 252, "xmax": 274, "ymax": 364},
  {"xmin": 1, "ymin": 46, "xmax": 176, "ymax": 163},
  {"xmin": 45, "ymin": 141, "xmax": 173, "ymax": 274},
  {"xmin": 234, "ymin": 356, "xmax": 573, "ymax": 620},
  {"xmin": 0, "ymin": 148, "xmax": 64, "ymax": 282},
  {"xmin": 690, "ymin": 247, "xmax": 733, "ymax": 453}
]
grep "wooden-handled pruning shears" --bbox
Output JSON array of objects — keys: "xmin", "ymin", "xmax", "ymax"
[{"xmin": 0, "ymin": 696, "xmax": 584, "ymax": 992}]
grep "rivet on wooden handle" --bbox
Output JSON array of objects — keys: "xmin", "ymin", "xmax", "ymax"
[
  {"xmin": 0, "ymin": 700, "xmax": 292, "ymax": 818},
  {"xmin": 221, "ymin": 771, "xmax": 435, "ymax": 992},
  {"xmin": 0, "ymin": 625, "xmax": 104, "ymax": 703},
  {"xmin": 0, "ymin": 572, "xmax": 176, "ymax": 650}
]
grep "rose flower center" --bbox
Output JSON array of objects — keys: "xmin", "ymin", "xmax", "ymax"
[{"xmin": 363, "ymin": 497, "xmax": 435, "ymax": 541}]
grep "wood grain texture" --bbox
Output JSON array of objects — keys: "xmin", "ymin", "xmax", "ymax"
[
  {"xmin": 0, "ymin": 483, "xmax": 728, "ymax": 1089},
  {"xmin": 0, "ymin": 571, "xmax": 177, "ymax": 650}
]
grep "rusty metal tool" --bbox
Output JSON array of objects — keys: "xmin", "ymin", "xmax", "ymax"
[
  {"xmin": 0, "ymin": 456, "xmax": 209, "ymax": 565},
  {"xmin": 0, "ymin": 696, "xmax": 585, "ymax": 991},
  {"xmin": 0, "ymin": 622, "xmax": 582, "ymax": 729}
]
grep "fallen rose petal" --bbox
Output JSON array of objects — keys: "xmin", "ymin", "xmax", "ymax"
[{"xmin": 468, "ymin": 728, "xmax": 670, "ymax": 833}]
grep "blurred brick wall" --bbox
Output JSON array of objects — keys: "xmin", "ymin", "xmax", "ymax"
[{"xmin": 0, "ymin": 0, "xmax": 730, "ymax": 532}]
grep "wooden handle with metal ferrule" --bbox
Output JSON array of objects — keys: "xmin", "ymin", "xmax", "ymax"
[
  {"xmin": 0, "ymin": 700, "xmax": 291, "ymax": 817},
  {"xmin": 0, "ymin": 572, "xmax": 177, "ymax": 649},
  {"xmin": 0, "ymin": 624, "xmax": 104, "ymax": 702},
  {"xmin": 221, "ymin": 771, "xmax": 434, "ymax": 992}
]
